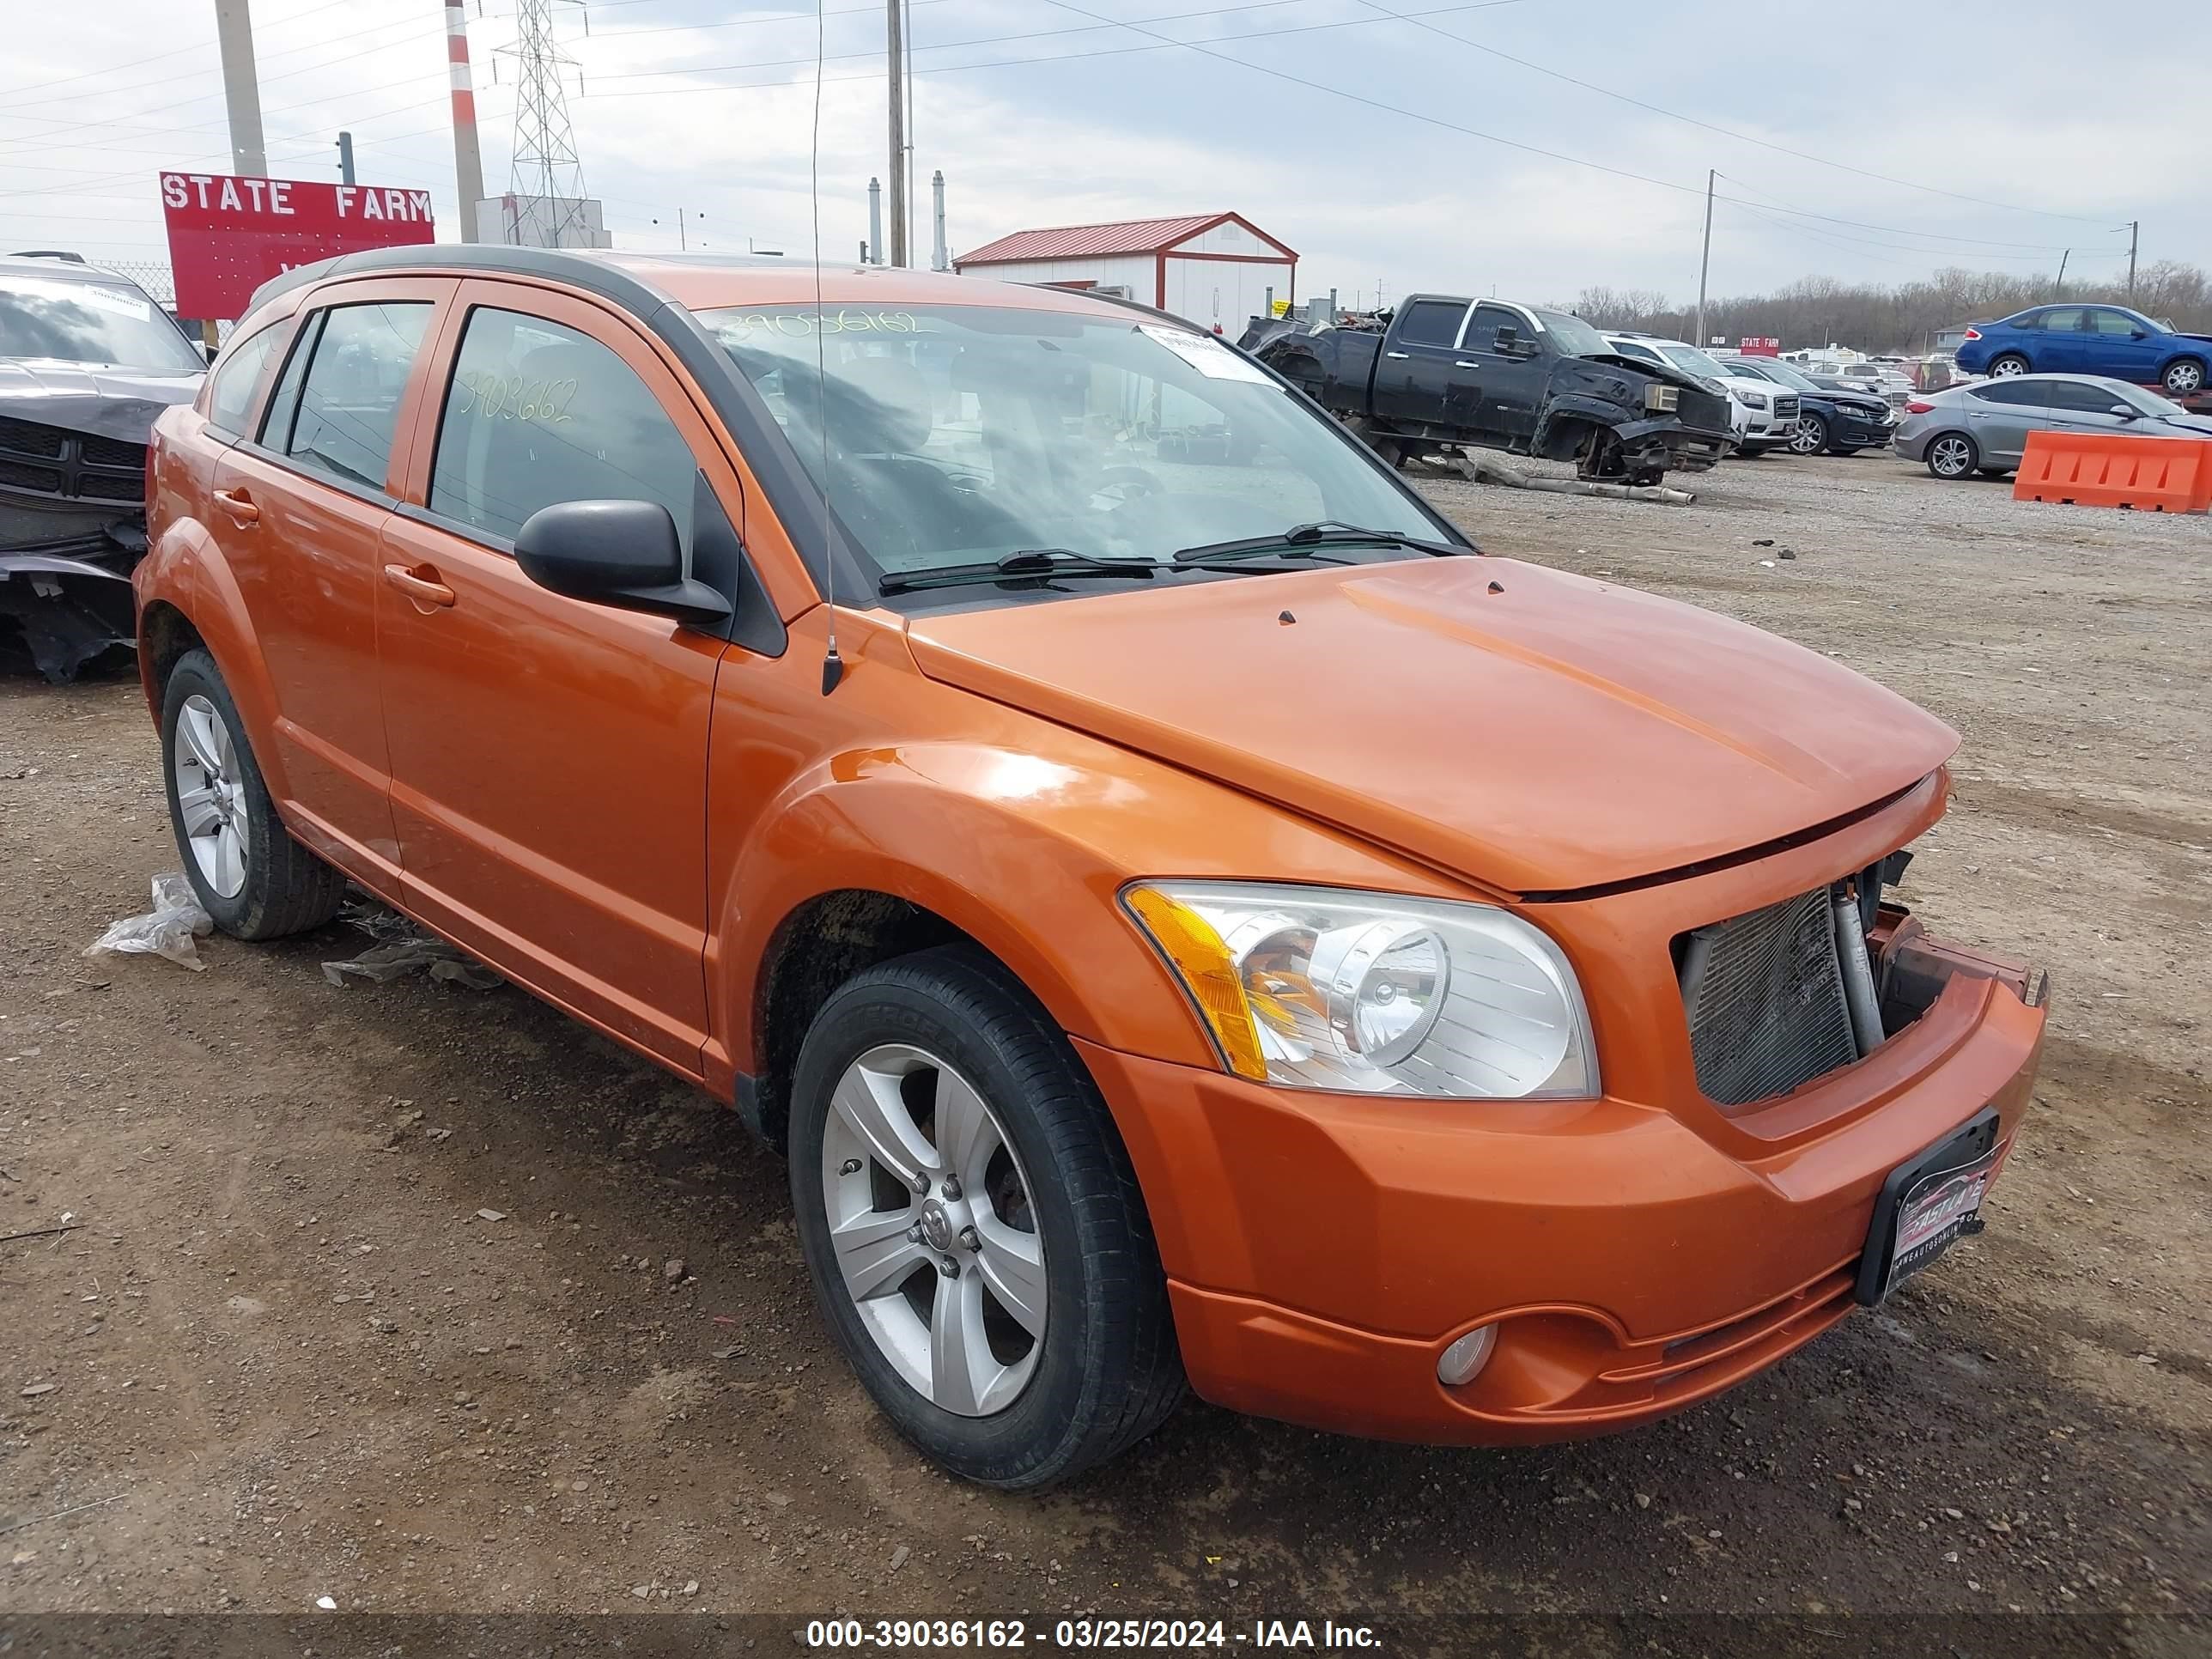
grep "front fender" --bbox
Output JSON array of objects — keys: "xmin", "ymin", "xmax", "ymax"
[{"xmin": 714, "ymin": 748, "xmax": 1223, "ymax": 1079}]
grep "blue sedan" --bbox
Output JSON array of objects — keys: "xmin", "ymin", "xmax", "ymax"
[{"xmin": 1955, "ymin": 304, "xmax": 2212, "ymax": 397}]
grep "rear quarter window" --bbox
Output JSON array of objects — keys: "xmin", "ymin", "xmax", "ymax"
[
  {"xmin": 276, "ymin": 301, "xmax": 434, "ymax": 492},
  {"xmin": 204, "ymin": 323, "xmax": 282, "ymax": 438}
]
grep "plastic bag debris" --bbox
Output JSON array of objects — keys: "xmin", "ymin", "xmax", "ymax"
[
  {"xmin": 83, "ymin": 874, "xmax": 213, "ymax": 970},
  {"xmin": 321, "ymin": 901, "xmax": 502, "ymax": 991}
]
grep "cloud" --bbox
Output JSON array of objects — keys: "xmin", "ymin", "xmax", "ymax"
[{"xmin": 0, "ymin": 0, "xmax": 2201, "ymax": 310}]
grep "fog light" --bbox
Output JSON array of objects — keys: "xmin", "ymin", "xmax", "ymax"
[{"xmin": 1437, "ymin": 1324, "xmax": 1498, "ymax": 1388}]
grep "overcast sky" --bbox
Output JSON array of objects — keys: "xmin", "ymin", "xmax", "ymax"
[{"xmin": 3, "ymin": 0, "xmax": 2205, "ymax": 311}]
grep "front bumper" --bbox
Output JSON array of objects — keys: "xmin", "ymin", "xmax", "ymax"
[{"xmin": 1083, "ymin": 939, "xmax": 2045, "ymax": 1447}]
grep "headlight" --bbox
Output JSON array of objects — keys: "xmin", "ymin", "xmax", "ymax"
[
  {"xmin": 1643, "ymin": 383, "xmax": 1680, "ymax": 412},
  {"xmin": 1729, "ymin": 386, "xmax": 1770, "ymax": 410},
  {"xmin": 1122, "ymin": 882, "xmax": 1599, "ymax": 1099}
]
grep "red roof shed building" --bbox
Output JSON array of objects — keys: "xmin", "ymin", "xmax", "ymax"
[{"xmin": 953, "ymin": 212, "xmax": 1297, "ymax": 333}]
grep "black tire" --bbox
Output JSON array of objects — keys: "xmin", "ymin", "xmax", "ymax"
[
  {"xmin": 1830, "ymin": 446, "xmax": 1863, "ymax": 458},
  {"xmin": 1788, "ymin": 412, "xmax": 1829, "ymax": 456},
  {"xmin": 161, "ymin": 647, "xmax": 345, "ymax": 939},
  {"xmin": 2161, "ymin": 356, "xmax": 2206, "ymax": 398},
  {"xmin": 1977, "ymin": 467, "xmax": 2011, "ymax": 480},
  {"xmin": 1987, "ymin": 353, "xmax": 2031, "ymax": 379},
  {"xmin": 789, "ymin": 945, "xmax": 1183, "ymax": 1489},
  {"xmin": 1924, "ymin": 431, "xmax": 1980, "ymax": 480}
]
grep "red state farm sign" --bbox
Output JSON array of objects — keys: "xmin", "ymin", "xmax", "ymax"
[
  {"xmin": 1738, "ymin": 336, "xmax": 1782, "ymax": 356},
  {"xmin": 160, "ymin": 171, "xmax": 435, "ymax": 320}
]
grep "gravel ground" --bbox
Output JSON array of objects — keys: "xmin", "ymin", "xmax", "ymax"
[{"xmin": 0, "ymin": 450, "xmax": 2205, "ymax": 1652}]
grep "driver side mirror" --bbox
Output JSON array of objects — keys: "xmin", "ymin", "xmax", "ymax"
[
  {"xmin": 514, "ymin": 499, "xmax": 732, "ymax": 626},
  {"xmin": 2109, "ymin": 404, "xmax": 2141, "ymax": 420},
  {"xmin": 2130, "ymin": 329, "xmax": 2148, "ymax": 340}
]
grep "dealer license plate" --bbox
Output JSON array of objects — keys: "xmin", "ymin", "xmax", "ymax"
[{"xmin": 1854, "ymin": 1108, "xmax": 2002, "ymax": 1306}]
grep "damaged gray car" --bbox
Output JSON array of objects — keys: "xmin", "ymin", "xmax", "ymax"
[{"xmin": 0, "ymin": 253, "xmax": 206, "ymax": 682}]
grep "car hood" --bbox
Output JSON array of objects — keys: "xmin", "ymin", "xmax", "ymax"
[
  {"xmin": 902, "ymin": 557, "xmax": 1957, "ymax": 895},
  {"xmin": 1819, "ymin": 388, "xmax": 1889, "ymax": 416},
  {"xmin": 0, "ymin": 359, "xmax": 204, "ymax": 443}
]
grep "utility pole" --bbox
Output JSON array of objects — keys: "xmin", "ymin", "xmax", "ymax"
[
  {"xmin": 867, "ymin": 178, "xmax": 884, "ymax": 267},
  {"xmin": 213, "ymin": 0, "xmax": 267, "ymax": 177},
  {"xmin": 2054, "ymin": 248, "xmax": 2070, "ymax": 299},
  {"xmin": 335, "ymin": 131, "xmax": 356, "ymax": 186},
  {"xmin": 885, "ymin": 0, "xmax": 908, "ymax": 265},
  {"xmin": 1694, "ymin": 167, "xmax": 1715, "ymax": 349},
  {"xmin": 445, "ymin": 3, "xmax": 485, "ymax": 242},
  {"xmin": 2127, "ymin": 221, "xmax": 2139, "ymax": 298},
  {"xmin": 931, "ymin": 169, "xmax": 948, "ymax": 271}
]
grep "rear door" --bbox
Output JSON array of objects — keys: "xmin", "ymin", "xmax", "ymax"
[
  {"xmin": 1370, "ymin": 297, "xmax": 1473, "ymax": 429},
  {"xmin": 207, "ymin": 277, "xmax": 452, "ymax": 882},
  {"xmin": 373, "ymin": 279, "xmax": 735, "ymax": 1073},
  {"xmin": 2028, "ymin": 308, "xmax": 2087, "ymax": 372},
  {"xmin": 1960, "ymin": 379, "xmax": 2051, "ymax": 465}
]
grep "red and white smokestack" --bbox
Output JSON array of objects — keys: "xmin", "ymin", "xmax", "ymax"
[{"xmin": 447, "ymin": 3, "xmax": 486, "ymax": 242}]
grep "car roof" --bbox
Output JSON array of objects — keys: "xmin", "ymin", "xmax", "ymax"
[
  {"xmin": 0, "ymin": 253, "xmax": 148, "ymax": 288},
  {"xmin": 248, "ymin": 244, "xmax": 1147, "ymax": 326}
]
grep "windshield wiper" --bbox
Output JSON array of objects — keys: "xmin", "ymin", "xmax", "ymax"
[
  {"xmin": 878, "ymin": 547, "xmax": 1161, "ymax": 595},
  {"xmin": 1172, "ymin": 521, "xmax": 1468, "ymax": 563}
]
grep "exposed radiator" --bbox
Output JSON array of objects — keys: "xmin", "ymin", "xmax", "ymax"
[{"xmin": 1679, "ymin": 887, "xmax": 1861, "ymax": 1107}]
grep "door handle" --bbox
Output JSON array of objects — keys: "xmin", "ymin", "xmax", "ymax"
[
  {"xmin": 1455, "ymin": 361, "xmax": 1479, "ymax": 369},
  {"xmin": 1384, "ymin": 350, "xmax": 1410, "ymax": 360},
  {"xmin": 382, "ymin": 562, "xmax": 456, "ymax": 608},
  {"xmin": 211, "ymin": 488, "xmax": 259, "ymax": 526}
]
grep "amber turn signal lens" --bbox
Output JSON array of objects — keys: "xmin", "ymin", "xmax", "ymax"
[{"xmin": 1123, "ymin": 886, "xmax": 1269, "ymax": 1081}]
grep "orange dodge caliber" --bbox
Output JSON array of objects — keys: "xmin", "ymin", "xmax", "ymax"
[{"xmin": 139, "ymin": 248, "xmax": 2047, "ymax": 1488}]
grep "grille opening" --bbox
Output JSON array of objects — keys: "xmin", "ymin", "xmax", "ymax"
[{"xmin": 1678, "ymin": 886, "xmax": 1861, "ymax": 1106}]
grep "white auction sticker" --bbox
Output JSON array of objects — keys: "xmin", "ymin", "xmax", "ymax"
[
  {"xmin": 9, "ymin": 276, "xmax": 154, "ymax": 324},
  {"xmin": 1138, "ymin": 323, "xmax": 1276, "ymax": 386}
]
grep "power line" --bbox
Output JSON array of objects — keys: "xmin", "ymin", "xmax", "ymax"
[
  {"xmin": 0, "ymin": 0, "xmax": 361, "ymax": 100},
  {"xmin": 1347, "ymin": 0, "xmax": 2120, "ymax": 228}
]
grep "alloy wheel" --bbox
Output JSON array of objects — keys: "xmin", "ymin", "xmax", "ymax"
[
  {"xmin": 1929, "ymin": 436, "xmax": 1974, "ymax": 478},
  {"xmin": 1990, "ymin": 356, "xmax": 2027, "ymax": 377},
  {"xmin": 1790, "ymin": 415, "xmax": 1826, "ymax": 455},
  {"xmin": 2168, "ymin": 361, "xmax": 2204, "ymax": 395},
  {"xmin": 173, "ymin": 693, "xmax": 251, "ymax": 898},
  {"xmin": 819, "ymin": 1043, "xmax": 1047, "ymax": 1417}
]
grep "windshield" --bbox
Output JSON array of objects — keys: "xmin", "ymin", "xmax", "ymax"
[
  {"xmin": 1533, "ymin": 309, "xmax": 1610, "ymax": 359},
  {"xmin": 0, "ymin": 273, "xmax": 203, "ymax": 372},
  {"xmin": 699, "ymin": 303, "xmax": 1448, "ymax": 587},
  {"xmin": 1741, "ymin": 358, "xmax": 1820, "ymax": 392},
  {"xmin": 1656, "ymin": 343, "xmax": 1730, "ymax": 380}
]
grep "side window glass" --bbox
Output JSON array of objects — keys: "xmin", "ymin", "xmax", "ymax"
[
  {"xmin": 1395, "ymin": 301, "xmax": 1468, "ymax": 348},
  {"xmin": 1610, "ymin": 342, "xmax": 1662, "ymax": 364},
  {"xmin": 284, "ymin": 301, "xmax": 433, "ymax": 492},
  {"xmin": 2049, "ymin": 381, "xmax": 2118, "ymax": 413},
  {"xmin": 429, "ymin": 307, "xmax": 697, "ymax": 549},
  {"xmin": 205, "ymin": 324, "xmax": 280, "ymax": 437},
  {"xmin": 258, "ymin": 312, "xmax": 320, "ymax": 450},
  {"xmin": 2087, "ymin": 309, "xmax": 2136, "ymax": 337},
  {"xmin": 2039, "ymin": 308, "xmax": 2085, "ymax": 335}
]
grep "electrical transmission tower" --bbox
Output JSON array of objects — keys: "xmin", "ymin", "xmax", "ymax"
[{"xmin": 499, "ymin": 0, "xmax": 592, "ymax": 247}]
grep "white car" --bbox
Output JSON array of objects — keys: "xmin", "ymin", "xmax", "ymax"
[
  {"xmin": 1796, "ymin": 358, "xmax": 1913, "ymax": 409},
  {"xmin": 1602, "ymin": 332, "xmax": 1800, "ymax": 454}
]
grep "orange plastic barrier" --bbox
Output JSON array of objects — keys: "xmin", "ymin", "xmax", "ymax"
[{"xmin": 2013, "ymin": 429, "xmax": 2212, "ymax": 514}]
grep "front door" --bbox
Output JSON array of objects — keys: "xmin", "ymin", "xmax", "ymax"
[
  {"xmin": 1455, "ymin": 302, "xmax": 1547, "ymax": 445},
  {"xmin": 374, "ymin": 281, "xmax": 735, "ymax": 1073},
  {"xmin": 2044, "ymin": 378, "xmax": 2136, "ymax": 436},
  {"xmin": 1370, "ymin": 296, "xmax": 1473, "ymax": 430},
  {"xmin": 2081, "ymin": 308, "xmax": 2161, "ymax": 385},
  {"xmin": 207, "ymin": 280, "xmax": 451, "ymax": 880}
]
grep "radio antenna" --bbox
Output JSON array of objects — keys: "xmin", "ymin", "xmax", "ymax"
[{"xmin": 811, "ymin": 0, "xmax": 844, "ymax": 696}]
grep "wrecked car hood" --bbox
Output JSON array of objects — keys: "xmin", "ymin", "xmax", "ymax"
[
  {"xmin": 903, "ymin": 557, "xmax": 1957, "ymax": 895},
  {"xmin": 0, "ymin": 359, "xmax": 204, "ymax": 443}
]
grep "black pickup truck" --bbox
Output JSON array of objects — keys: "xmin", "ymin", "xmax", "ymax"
[{"xmin": 1245, "ymin": 295, "xmax": 1733, "ymax": 485}]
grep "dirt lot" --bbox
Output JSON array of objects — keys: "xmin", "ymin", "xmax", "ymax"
[{"xmin": 1, "ymin": 452, "xmax": 2206, "ymax": 1650}]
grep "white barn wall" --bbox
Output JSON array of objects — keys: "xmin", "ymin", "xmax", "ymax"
[{"xmin": 1161, "ymin": 257, "xmax": 1294, "ymax": 333}]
